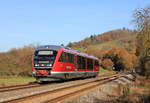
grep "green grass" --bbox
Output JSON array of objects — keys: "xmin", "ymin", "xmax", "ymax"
[
  {"xmin": 99, "ymin": 68, "xmax": 108, "ymax": 73},
  {"xmin": 71, "ymin": 34, "xmax": 137, "ymax": 54},
  {"xmin": 0, "ymin": 76, "xmax": 35, "ymax": 84},
  {"xmin": 88, "ymin": 34, "xmax": 136, "ymax": 50},
  {"xmin": 98, "ymin": 68, "xmax": 115, "ymax": 76},
  {"xmin": 94, "ymin": 40, "xmax": 119, "ymax": 49}
]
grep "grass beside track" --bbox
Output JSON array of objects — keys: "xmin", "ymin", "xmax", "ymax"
[
  {"xmin": 0, "ymin": 68, "xmax": 110, "ymax": 87},
  {"xmin": 99, "ymin": 68, "xmax": 108, "ymax": 73},
  {"xmin": 0, "ymin": 76, "xmax": 35, "ymax": 87}
]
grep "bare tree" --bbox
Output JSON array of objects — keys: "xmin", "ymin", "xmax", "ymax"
[{"xmin": 133, "ymin": 6, "xmax": 150, "ymax": 78}]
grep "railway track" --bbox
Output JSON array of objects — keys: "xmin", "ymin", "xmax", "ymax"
[
  {"xmin": 0, "ymin": 72, "xmax": 117, "ymax": 93},
  {"xmin": 0, "ymin": 83, "xmax": 41, "ymax": 93},
  {"xmin": 2, "ymin": 73, "xmax": 129, "ymax": 103}
]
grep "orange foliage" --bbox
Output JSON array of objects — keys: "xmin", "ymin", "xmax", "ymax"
[
  {"xmin": 103, "ymin": 47, "xmax": 137, "ymax": 71},
  {"xmin": 101, "ymin": 59, "xmax": 114, "ymax": 70},
  {"xmin": 85, "ymin": 46, "xmax": 104, "ymax": 58}
]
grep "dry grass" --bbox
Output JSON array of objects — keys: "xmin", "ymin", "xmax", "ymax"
[{"xmin": 113, "ymin": 76, "xmax": 150, "ymax": 103}]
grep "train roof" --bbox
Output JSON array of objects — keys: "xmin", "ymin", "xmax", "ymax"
[
  {"xmin": 37, "ymin": 45, "xmax": 62, "ymax": 51},
  {"xmin": 36, "ymin": 45, "xmax": 99, "ymax": 60}
]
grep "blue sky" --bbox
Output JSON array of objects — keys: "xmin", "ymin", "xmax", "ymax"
[{"xmin": 0, "ymin": 0, "xmax": 149, "ymax": 52}]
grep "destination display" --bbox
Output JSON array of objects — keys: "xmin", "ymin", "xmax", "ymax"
[{"xmin": 38, "ymin": 51, "xmax": 53, "ymax": 55}]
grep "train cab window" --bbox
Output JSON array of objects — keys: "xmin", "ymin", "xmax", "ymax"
[
  {"xmin": 77, "ymin": 56, "xmax": 86, "ymax": 69},
  {"xmin": 34, "ymin": 50, "xmax": 58, "ymax": 67},
  {"xmin": 87, "ymin": 59, "xmax": 93, "ymax": 69},
  {"xmin": 59, "ymin": 52, "xmax": 74, "ymax": 63}
]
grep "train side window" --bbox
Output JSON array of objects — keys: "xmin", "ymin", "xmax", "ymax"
[
  {"xmin": 77, "ymin": 56, "xmax": 86, "ymax": 69},
  {"xmin": 65, "ymin": 53, "xmax": 69, "ymax": 62},
  {"xmin": 59, "ymin": 52, "xmax": 74, "ymax": 63},
  {"xmin": 77, "ymin": 56, "xmax": 81, "ymax": 69},
  {"xmin": 87, "ymin": 59, "xmax": 93, "ymax": 69},
  {"xmin": 79, "ymin": 56, "xmax": 85, "ymax": 69},
  {"xmin": 68, "ymin": 53, "xmax": 74, "ymax": 63},
  {"xmin": 82, "ymin": 57, "xmax": 86, "ymax": 69}
]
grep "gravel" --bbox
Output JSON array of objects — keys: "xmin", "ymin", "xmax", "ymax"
[
  {"xmin": 64, "ymin": 74, "xmax": 134, "ymax": 103},
  {"xmin": 0, "ymin": 77, "xmax": 99, "ymax": 103}
]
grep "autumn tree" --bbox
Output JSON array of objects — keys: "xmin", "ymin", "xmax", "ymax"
[
  {"xmin": 0, "ymin": 46, "xmax": 35, "ymax": 76},
  {"xmin": 133, "ymin": 6, "xmax": 150, "ymax": 78},
  {"xmin": 102, "ymin": 47, "xmax": 137, "ymax": 71},
  {"xmin": 85, "ymin": 46, "xmax": 104, "ymax": 59},
  {"xmin": 101, "ymin": 59, "xmax": 114, "ymax": 70}
]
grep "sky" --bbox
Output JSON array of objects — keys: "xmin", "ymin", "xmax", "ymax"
[{"xmin": 0, "ymin": 0, "xmax": 150, "ymax": 52}]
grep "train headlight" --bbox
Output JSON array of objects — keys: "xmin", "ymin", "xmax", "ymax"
[
  {"xmin": 34, "ymin": 64, "xmax": 39, "ymax": 67},
  {"xmin": 47, "ymin": 64, "xmax": 52, "ymax": 66},
  {"xmin": 32, "ymin": 71, "xmax": 36, "ymax": 74},
  {"xmin": 32, "ymin": 70, "xmax": 36, "ymax": 75}
]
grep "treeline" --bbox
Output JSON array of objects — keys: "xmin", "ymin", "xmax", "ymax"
[
  {"xmin": 0, "ymin": 46, "xmax": 35, "ymax": 76},
  {"xmin": 0, "ymin": 45, "xmax": 137, "ymax": 76}
]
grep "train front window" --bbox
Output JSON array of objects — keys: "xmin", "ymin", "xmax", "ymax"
[{"xmin": 34, "ymin": 50, "xmax": 58, "ymax": 68}]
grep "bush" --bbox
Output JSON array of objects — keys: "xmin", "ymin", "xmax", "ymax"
[
  {"xmin": 101, "ymin": 59, "xmax": 114, "ymax": 70},
  {"xmin": 102, "ymin": 47, "xmax": 137, "ymax": 71},
  {"xmin": 0, "ymin": 46, "xmax": 35, "ymax": 76}
]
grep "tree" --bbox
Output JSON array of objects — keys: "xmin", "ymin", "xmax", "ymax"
[
  {"xmin": 60, "ymin": 44, "xmax": 64, "ymax": 46},
  {"xmin": 133, "ymin": 6, "xmax": 150, "ymax": 78},
  {"xmin": 67, "ymin": 42, "xmax": 72, "ymax": 47},
  {"xmin": 101, "ymin": 59, "xmax": 114, "ymax": 70},
  {"xmin": 102, "ymin": 47, "xmax": 137, "ymax": 71}
]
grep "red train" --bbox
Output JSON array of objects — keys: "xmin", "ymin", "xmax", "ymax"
[{"xmin": 32, "ymin": 45, "xmax": 100, "ymax": 82}]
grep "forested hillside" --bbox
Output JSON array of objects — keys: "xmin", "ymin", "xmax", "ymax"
[
  {"xmin": 68, "ymin": 29, "xmax": 137, "ymax": 52},
  {"xmin": 67, "ymin": 29, "xmax": 137, "ymax": 59}
]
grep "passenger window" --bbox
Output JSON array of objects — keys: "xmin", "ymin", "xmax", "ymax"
[
  {"xmin": 77, "ymin": 56, "xmax": 86, "ymax": 69},
  {"xmin": 59, "ymin": 52, "xmax": 74, "ymax": 63},
  {"xmin": 87, "ymin": 59, "xmax": 93, "ymax": 69}
]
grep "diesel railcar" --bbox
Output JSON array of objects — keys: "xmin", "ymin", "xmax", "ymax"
[{"xmin": 32, "ymin": 45, "xmax": 100, "ymax": 82}]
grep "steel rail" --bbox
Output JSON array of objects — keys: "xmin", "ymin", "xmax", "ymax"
[{"xmin": 4, "ymin": 73, "xmax": 127, "ymax": 103}]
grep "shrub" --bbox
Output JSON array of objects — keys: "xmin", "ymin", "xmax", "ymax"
[
  {"xmin": 101, "ymin": 59, "xmax": 114, "ymax": 70},
  {"xmin": 0, "ymin": 46, "xmax": 35, "ymax": 76},
  {"xmin": 102, "ymin": 47, "xmax": 137, "ymax": 71}
]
